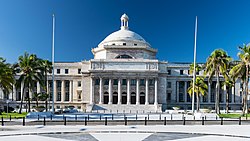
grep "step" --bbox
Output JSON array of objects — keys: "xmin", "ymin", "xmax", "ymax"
[{"xmin": 92, "ymin": 104, "xmax": 162, "ymax": 113}]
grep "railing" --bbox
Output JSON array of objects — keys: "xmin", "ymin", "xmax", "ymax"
[{"xmin": 1, "ymin": 113, "xmax": 249, "ymax": 126}]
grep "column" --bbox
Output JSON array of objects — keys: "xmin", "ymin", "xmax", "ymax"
[
  {"xmin": 29, "ymin": 84, "xmax": 32, "ymax": 100},
  {"xmin": 53, "ymin": 80, "xmax": 57, "ymax": 102},
  {"xmin": 61, "ymin": 80, "xmax": 65, "ymax": 102},
  {"xmin": 69, "ymin": 80, "xmax": 73, "ymax": 102},
  {"xmin": 145, "ymin": 78, "xmax": 149, "ymax": 105},
  {"xmin": 20, "ymin": 82, "xmax": 24, "ymax": 101},
  {"xmin": 127, "ymin": 79, "xmax": 130, "ymax": 105},
  {"xmin": 176, "ymin": 81, "xmax": 179, "ymax": 102},
  {"xmin": 117, "ymin": 78, "xmax": 121, "ymax": 104},
  {"xmin": 81, "ymin": 77, "xmax": 84, "ymax": 102},
  {"xmin": 154, "ymin": 78, "xmax": 158, "ymax": 105},
  {"xmin": 231, "ymin": 85, "xmax": 235, "ymax": 103},
  {"xmin": 89, "ymin": 77, "xmax": 94, "ymax": 104},
  {"xmin": 208, "ymin": 82, "xmax": 211, "ymax": 103},
  {"xmin": 37, "ymin": 82, "xmax": 41, "ymax": 94},
  {"xmin": 136, "ymin": 78, "xmax": 140, "ymax": 105},
  {"xmin": 46, "ymin": 80, "xmax": 49, "ymax": 94},
  {"xmin": 184, "ymin": 81, "xmax": 187, "ymax": 102},
  {"xmin": 13, "ymin": 85, "xmax": 16, "ymax": 101},
  {"xmin": 224, "ymin": 84, "xmax": 227, "ymax": 104},
  {"xmin": 99, "ymin": 77, "xmax": 103, "ymax": 104},
  {"xmin": 108, "ymin": 78, "xmax": 112, "ymax": 104}
]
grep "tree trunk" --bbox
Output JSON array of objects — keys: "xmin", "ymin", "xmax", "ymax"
[
  {"xmin": 45, "ymin": 100, "xmax": 48, "ymax": 112},
  {"xmin": 243, "ymin": 65, "xmax": 249, "ymax": 115},
  {"xmin": 226, "ymin": 88, "xmax": 229, "ymax": 114},
  {"xmin": 196, "ymin": 93, "xmax": 200, "ymax": 112},
  {"xmin": 19, "ymin": 83, "xmax": 25, "ymax": 114},
  {"xmin": 36, "ymin": 98, "xmax": 38, "ymax": 107},
  {"xmin": 216, "ymin": 70, "xmax": 220, "ymax": 114},
  {"xmin": 28, "ymin": 87, "xmax": 31, "ymax": 112}
]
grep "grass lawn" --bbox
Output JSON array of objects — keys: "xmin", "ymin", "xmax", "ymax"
[
  {"xmin": 218, "ymin": 113, "xmax": 250, "ymax": 118},
  {"xmin": 0, "ymin": 112, "xmax": 27, "ymax": 119}
]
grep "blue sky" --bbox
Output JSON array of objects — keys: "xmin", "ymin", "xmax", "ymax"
[{"xmin": 1, "ymin": 0, "xmax": 250, "ymax": 63}]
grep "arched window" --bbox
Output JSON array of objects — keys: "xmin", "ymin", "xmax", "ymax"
[{"xmin": 115, "ymin": 54, "xmax": 133, "ymax": 59}]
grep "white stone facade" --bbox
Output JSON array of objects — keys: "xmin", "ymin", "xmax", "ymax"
[{"xmin": 2, "ymin": 14, "xmax": 244, "ymax": 112}]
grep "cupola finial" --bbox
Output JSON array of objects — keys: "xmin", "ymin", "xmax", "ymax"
[{"xmin": 120, "ymin": 13, "xmax": 129, "ymax": 30}]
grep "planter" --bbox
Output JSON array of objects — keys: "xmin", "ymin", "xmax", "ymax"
[
  {"xmin": 34, "ymin": 107, "xmax": 45, "ymax": 112},
  {"xmin": 200, "ymin": 108, "xmax": 210, "ymax": 113},
  {"xmin": 172, "ymin": 107, "xmax": 180, "ymax": 110}
]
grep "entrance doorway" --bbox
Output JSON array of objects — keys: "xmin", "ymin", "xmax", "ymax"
[
  {"xmin": 131, "ymin": 92, "xmax": 136, "ymax": 104},
  {"xmin": 104, "ymin": 92, "xmax": 109, "ymax": 104},
  {"xmin": 140, "ymin": 92, "xmax": 145, "ymax": 104},
  {"xmin": 113, "ymin": 92, "xmax": 118, "ymax": 104},
  {"xmin": 122, "ymin": 92, "xmax": 127, "ymax": 104}
]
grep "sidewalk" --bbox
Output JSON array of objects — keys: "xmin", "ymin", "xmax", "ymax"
[{"xmin": 1, "ymin": 125, "xmax": 250, "ymax": 141}]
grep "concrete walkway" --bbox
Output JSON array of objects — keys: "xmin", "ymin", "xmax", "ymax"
[{"xmin": 1, "ymin": 125, "xmax": 250, "ymax": 141}]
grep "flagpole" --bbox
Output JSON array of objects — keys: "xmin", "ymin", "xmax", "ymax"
[
  {"xmin": 192, "ymin": 16, "xmax": 198, "ymax": 114},
  {"xmin": 52, "ymin": 14, "xmax": 55, "ymax": 114}
]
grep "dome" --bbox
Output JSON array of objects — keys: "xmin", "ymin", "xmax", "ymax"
[
  {"xmin": 99, "ymin": 29, "xmax": 147, "ymax": 46},
  {"xmin": 98, "ymin": 14, "xmax": 150, "ymax": 47}
]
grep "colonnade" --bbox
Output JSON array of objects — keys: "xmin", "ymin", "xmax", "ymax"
[{"xmin": 89, "ymin": 78, "xmax": 158, "ymax": 105}]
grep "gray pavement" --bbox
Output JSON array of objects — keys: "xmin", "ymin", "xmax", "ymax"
[{"xmin": 1, "ymin": 125, "xmax": 250, "ymax": 141}]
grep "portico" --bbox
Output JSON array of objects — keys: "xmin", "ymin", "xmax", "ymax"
[{"xmin": 90, "ymin": 77, "xmax": 158, "ymax": 105}]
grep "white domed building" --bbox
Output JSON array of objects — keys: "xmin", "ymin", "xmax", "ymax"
[{"xmin": 5, "ymin": 14, "xmax": 243, "ymax": 112}]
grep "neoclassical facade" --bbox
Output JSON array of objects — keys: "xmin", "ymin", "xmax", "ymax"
[{"xmin": 1, "ymin": 14, "xmax": 243, "ymax": 112}]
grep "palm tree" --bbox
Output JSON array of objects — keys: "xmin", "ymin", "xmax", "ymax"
[
  {"xmin": 230, "ymin": 44, "xmax": 250, "ymax": 115},
  {"xmin": 18, "ymin": 52, "xmax": 44, "ymax": 113},
  {"xmin": 0, "ymin": 57, "xmax": 15, "ymax": 99},
  {"xmin": 222, "ymin": 79, "xmax": 234, "ymax": 114},
  {"xmin": 187, "ymin": 76, "xmax": 208, "ymax": 111},
  {"xmin": 40, "ymin": 59, "xmax": 52, "ymax": 111},
  {"xmin": 33, "ymin": 92, "xmax": 40, "ymax": 107},
  {"xmin": 189, "ymin": 63, "xmax": 202, "ymax": 75},
  {"xmin": 204, "ymin": 49, "xmax": 232, "ymax": 114}
]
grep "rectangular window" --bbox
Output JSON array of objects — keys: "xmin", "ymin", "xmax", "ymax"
[
  {"xmin": 167, "ymin": 70, "xmax": 171, "ymax": 75},
  {"xmin": 140, "ymin": 79, "xmax": 145, "ymax": 86},
  {"xmin": 78, "ymin": 69, "xmax": 81, "ymax": 74},
  {"xmin": 203, "ymin": 95, "xmax": 208, "ymax": 102},
  {"xmin": 57, "ymin": 92, "xmax": 61, "ymax": 101},
  {"xmin": 167, "ymin": 82, "xmax": 171, "ymax": 88},
  {"xmin": 57, "ymin": 69, "xmax": 60, "ymax": 74},
  {"xmin": 65, "ymin": 92, "xmax": 69, "ymax": 101},
  {"xmin": 149, "ymin": 79, "xmax": 154, "ymax": 86},
  {"xmin": 123, "ymin": 43, "xmax": 126, "ymax": 46},
  {"xmin": 77, "ymin": 90, "xmax": 82, "ymax": 100},
  {"xmin": 122, "ymin": 79, "xmax": 127, "ymax": 85},
  {"xmin": 113, "ymin": 79, "xmax": 118, "ymax": 85},
  {"xmin": 95, "ymin": 79, "xmax": 100, "ymax": 85},
  {"xmin": 131, "ymin": 79, "xmax": 136, "ymax": 86},
  {"xmin": 78, "ymin": 81, "xmax": 81, "ymax": 87},
  {"xmin": 180, "ymin": 70, "xmax": 184, "ymax": 75},
  {"xmin": 57, "ymin": 80, "xmax": 61, "ymax": 88},
  {"xmin": 104, "ymin": 79, "xmax": 109, "ymax": 85},
  {"xmin": 65, "ymin": 69, "xmax": 69, "ymax": 74},
  {"xmin": 167, "ymin": 93, "xmax": 171, "ymax": 101}
]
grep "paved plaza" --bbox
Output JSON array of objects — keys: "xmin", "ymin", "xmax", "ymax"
[{"xmin": 1, "ymin": 125, "xmax": 250, "ymax": 141}]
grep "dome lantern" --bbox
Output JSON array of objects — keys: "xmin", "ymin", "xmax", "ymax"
[{"xmin": 120, "ymin": 13, "xmax": 129, "ymax": 30}]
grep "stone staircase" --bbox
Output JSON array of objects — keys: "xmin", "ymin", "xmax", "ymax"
[{"xmin": 91, "ymin": 104, "xmax": 162, "ymax": 113}]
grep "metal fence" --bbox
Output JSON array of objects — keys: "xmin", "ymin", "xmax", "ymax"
[{"xmin": 1, "ymin": 113, "xmax": 250, "ymax": 126}]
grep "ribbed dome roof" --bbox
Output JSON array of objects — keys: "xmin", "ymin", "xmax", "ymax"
[
  {"xmin": 99, "ymin": 29, "xmax": 147, "ymax": 46},
  {"xmin": 98, "ymin": 14, "xmax": 149, "ymax": 47}
]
